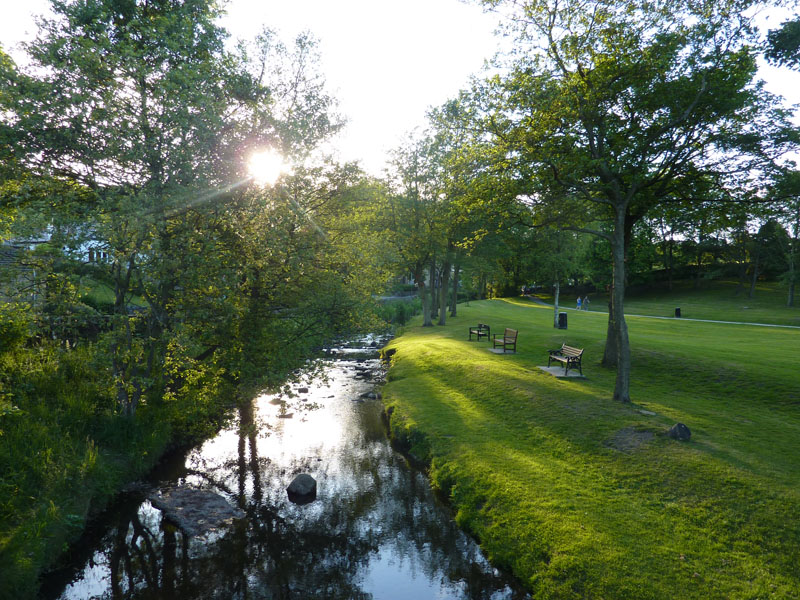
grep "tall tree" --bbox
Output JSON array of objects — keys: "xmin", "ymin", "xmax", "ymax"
[
  {"xmin": 6, "ymin": 0, "xmax": 343, "ymax": 413},
  {"xmin": 474, "ymin": 0, "xmax": 794, "ymax": 401}
]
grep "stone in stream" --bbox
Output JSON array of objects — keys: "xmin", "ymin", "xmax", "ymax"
[
  {"xmin": 148, "ymin": 487, "xmax": 245, "ymax": 537},
  {"xmin": 287, "ymin": 474, "xmax": 317, "ymax": 505}
]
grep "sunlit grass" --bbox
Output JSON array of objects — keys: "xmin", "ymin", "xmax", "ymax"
[{"xmin": 382, "ymin": 298, "xmax": 800, "ymax": 598}]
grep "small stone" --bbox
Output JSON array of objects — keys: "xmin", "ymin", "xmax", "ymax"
[
  {"xmin": 297, "ymin": 387, "xmax": 309, "ymax": 394},
  {"xmin": 667, "ymin": 422, "xmax": 691, "ymax": 441}
]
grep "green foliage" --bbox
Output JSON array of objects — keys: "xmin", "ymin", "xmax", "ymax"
[
  {"xmin": 766, "ymin": 17, "xmax": 800, "ymax": 69},
  {"xmin": 383, "ymin": 298, "xmax": 800, "ymax": 598},
  {"xmin": 377, "ymin": 298, "xmax": 422, "ymax": 326},
  {"xmin": 0, "ymin": 303, "xmax": 30, "ymax": 352}
]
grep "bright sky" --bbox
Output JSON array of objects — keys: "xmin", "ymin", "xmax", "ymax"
[
  {"xmin": 2, "ymin": 1, "xmax": 798, "ymax": 176},
  {"xmin": 1, "ymin": 0, "xmax": 502, "ymax": 175}
]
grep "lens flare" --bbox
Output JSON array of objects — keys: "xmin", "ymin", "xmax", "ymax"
[{"xmin": 247, "ymin": 149, "xmax": 287, "ymax": 186}]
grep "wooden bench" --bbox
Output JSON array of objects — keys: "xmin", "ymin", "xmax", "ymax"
[
  {"xmin": 548, "ymin": 343, "xmax": 584, "ymax": 375},
  {"xmin": 469, "ymin": 323, "xmax": 491, "ymax": 341},
  {"xmin": 492, "ymin": 328, "xmax": 518, "ymax": 353}
]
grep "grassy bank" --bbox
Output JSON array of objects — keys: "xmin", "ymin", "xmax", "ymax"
[
  {"xmin": 381, "ymin": 298, "xmax": 800, "ymax": 599},
  {"xmin": 0, "ymin": 341, "xmax": 233, "ymax": 598}
]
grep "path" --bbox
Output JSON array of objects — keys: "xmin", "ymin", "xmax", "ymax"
[{"xmin": 523, "ymin": 295, "xmax": 800, "ymax": 330}]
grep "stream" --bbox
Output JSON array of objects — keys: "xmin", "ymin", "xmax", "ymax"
[{"xmin": 42, "ymin": 336, "xmax": 529, "ymax": 599}]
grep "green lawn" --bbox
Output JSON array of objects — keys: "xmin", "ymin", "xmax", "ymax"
[
  {"xmin": 539, "ymin": 279, "xmax": 800, "ymax": 326},
  {"xmin": 382, "ymin": 298, "xmax": 800, "ymax": 599}
]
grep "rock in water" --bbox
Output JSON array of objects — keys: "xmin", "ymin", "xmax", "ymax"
[
  {"xmin": 148, "ymin": 487, "xmax": 245, "ymax": 537},
  {"xmin": 287, "ymin": 473, "xmax": 317, "ymax": 505},
  {"xmin": 667, "ymin": 422, "xmax": 691, "ymax": 441}
]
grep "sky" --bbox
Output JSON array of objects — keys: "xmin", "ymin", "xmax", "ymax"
[
  {"xmin": 1, "ymin": 0, "xmax": 503, "ymax": 175},
  {"xmin": 1, "ymin": 1, "xmax": 798, "ymax": 176}
]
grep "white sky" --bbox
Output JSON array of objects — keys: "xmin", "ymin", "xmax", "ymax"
[
  {"xmin": 0, "ymin": 0, "xmax": 502, "ymax": 175},
  {"xmin": 1, "ymin": 1, "xmax": 798, "ymax": 176}
]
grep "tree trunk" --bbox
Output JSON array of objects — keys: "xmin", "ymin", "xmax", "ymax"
[
  {"xmin": 609, "ymin": 207, "xmax": 631, "ymax": 402},
  {"xmin": 748, "ymin": 242, "xmax": 761, "ymax": 299},
  {"xmin": 602, "ymin": 300, "xmax": 617, "ymax": 367},
  {"xmin": 788, "ymin": 209, "xmax": 799, "ymax": 307},
  {"xmin": 438, "ymin": 257, "xmax": 451, "ymax": 326},
  {"xmin": 429, "ymin": 254, "xmax": 438, "ymax": 322},
  {"xmin": 450, "ymin": 261, "xmax": 460, "ymax": 317},
  {"xmin": 553, "ymin": 280, "xmax": 560, "ymax": 328},
  {"xmin": 694, "ymin": 236, "xmax": 704, "ymax": 290},
  {"xmin": 666, "ymin": 234, "xmax": 674, "ymax": 292},
  {"xmin": 416, "ymin": 264, "xmax": 432, "ymax": 327}
]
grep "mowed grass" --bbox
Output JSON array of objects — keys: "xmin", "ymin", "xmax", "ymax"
[
  {"xmin": 382, "ymin": 298, "xmax": 800, "ymax": 599},
  {"xmin": 541, "ymin": 279, "xmax": 800, "ymax": 326}
]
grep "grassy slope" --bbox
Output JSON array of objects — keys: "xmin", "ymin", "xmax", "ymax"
[
  {"xmin": 382, "ymin": 298, "xmax": 800, "ymax": 599},
  {"xmin": 544, "ymin": 279, "xmax": 800, "ymax": 326}
]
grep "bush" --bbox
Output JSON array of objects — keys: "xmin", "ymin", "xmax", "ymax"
[
  {"xmin": 0, "ymin": 303, "xmax": 31, "ymax": 352},
  {"xmin": 377, "ymin": 298, "xmax": 422, "ymax": 325}
]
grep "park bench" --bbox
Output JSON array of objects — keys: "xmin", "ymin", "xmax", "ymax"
[
  {"xmin": 548, "ymin": 343, "xmax": 584, "ymax": 376},
  {"xmin": 469, "ymin": 323, "xmax": 491, "ymax": 341},
  {"xmin": 492, "ymin": 328, "xmax": 518, "ymax": 353}
]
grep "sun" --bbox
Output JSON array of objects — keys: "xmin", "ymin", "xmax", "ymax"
[{"xmin": 247, "ymin": 149, "xmax": 288, "ymax": 186}]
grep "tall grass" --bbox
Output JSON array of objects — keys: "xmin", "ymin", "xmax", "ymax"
[{"xmin": 0, "ymin": 341, "xmax": 198, "ymax": 597}]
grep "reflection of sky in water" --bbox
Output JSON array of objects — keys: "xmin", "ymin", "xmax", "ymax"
[{"xmin": 55, "ymin": 352, "xmax": 528, "ymax": 600}]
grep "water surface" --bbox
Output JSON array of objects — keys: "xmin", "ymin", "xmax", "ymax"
[{"xmin": 45, "ymin": 341, "xmax": 529, "ymax": 599}]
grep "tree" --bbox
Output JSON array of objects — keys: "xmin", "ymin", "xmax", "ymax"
[
  {"xmin": 474, "ymin": 0, "xmax": 794, "ymax": 401},
  {"xmin": 6, "ymin": 0, "xmax": 344, "ymax": 414},
  {"xmin": 771, "ymin": 171, "xmax": 800, "ymax": 306},
  {"xmin": 766, "ymin": 17, "xmax": 800, "ymax": 307},
  {"xmin": 382, "ymin": 134, "xmax": 451, "ymax": 327}
]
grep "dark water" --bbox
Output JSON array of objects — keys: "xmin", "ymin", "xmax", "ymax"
[{"xmin": 44, "ymin": 340, "xmax": 529, "ymax": 600}]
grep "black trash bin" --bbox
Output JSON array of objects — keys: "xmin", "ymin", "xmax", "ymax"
[
  {"xmin": 675, "ymin": 307, "xmax": 681, "ymax": 318},
  {"xmin": 558, "ymin": 312, "xmax": 568, "ymax": 329}
]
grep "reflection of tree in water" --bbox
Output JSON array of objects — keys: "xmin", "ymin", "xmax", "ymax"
[{"xmin": 54, "ymin": 362, "xmax": 528, "ymax": 599}]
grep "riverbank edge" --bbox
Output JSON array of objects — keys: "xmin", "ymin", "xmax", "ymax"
[
  {"xmin": 14, "ymin": 389, "xmax": 237, "ymax": 600},
  {"xmin": 4, "ymin": 364, "xmax": 300, "ymax": 599},
  {"xmin": 377, "ymin": 345, "xmax": 528, "ymax": 594}
]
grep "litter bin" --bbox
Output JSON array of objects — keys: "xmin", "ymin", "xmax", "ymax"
[
  {"xmin": 675, "ymin": 307, "xmax": 681, "ymax": 318},
  {"xmin": 558, "ymin": 312, "xmax": 568, "ymax": 329}
]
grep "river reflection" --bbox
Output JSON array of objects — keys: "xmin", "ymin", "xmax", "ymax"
[{"xmin": 47, "ymin": 347, "xmax": 529, "ymax": 600}]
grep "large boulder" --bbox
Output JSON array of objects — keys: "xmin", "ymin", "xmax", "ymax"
[
  {"xmin": 287, "ymin": 473, "xmax": 317, "ymax": 505},
  {"xmin": 148, "ymin": 487, "xmax": 245, "ymax": 537}
]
